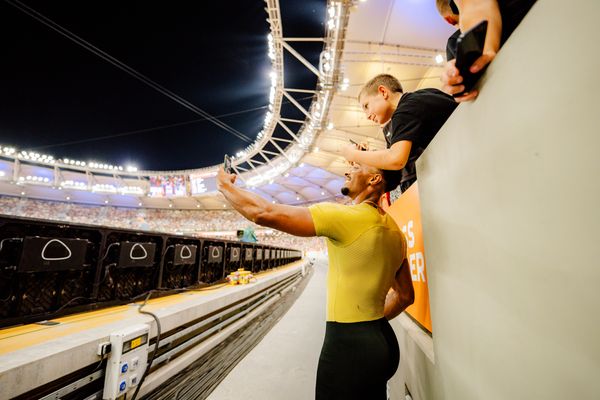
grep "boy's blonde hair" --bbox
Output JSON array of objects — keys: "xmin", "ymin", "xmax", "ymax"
[{"xmin": 358, "ymin": 74, "xmax": 403, "ymax": 101}]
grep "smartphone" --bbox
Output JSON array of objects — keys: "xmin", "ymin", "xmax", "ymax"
[
  {"xmin": 454, "ymin": 20, "xmax": 488, "ymax": 97},
  {"xmin": 223, "ymin": 154, "xmax": 232, "ymax": 174},
  {"xmin": 349, "ymin": 139, "xmax": 367, "ymax": 151}
]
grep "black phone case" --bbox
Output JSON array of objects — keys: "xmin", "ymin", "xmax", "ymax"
[{"xmin": 454, "ymin": 20, "xmax": 488, "ymax": 97}]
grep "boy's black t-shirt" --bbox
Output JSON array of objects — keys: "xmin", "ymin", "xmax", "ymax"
[{"xmin": 383, "ymin": 88, "xmax": 457, "ymax": 185}]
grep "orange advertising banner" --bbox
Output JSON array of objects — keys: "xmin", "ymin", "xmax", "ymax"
[{"xmin": 384, "ymin": 182, "xmax": 432, "ymax": 332}]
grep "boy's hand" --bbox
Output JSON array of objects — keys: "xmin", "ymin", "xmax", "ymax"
[
  {"xmin": 340, "ymin": 141, "xmax": 369, "ymax": 163},
  {"xmin": 217, "ymin": 167, "xmax": 237, "ymax": 192},
  {"xmin": 340, "ymin": 143, "xmax": 358, "ymax": 163},
  {"xmin": 357, "ymin": 141, "xmax": 369, "ymax": 151},
  {"xmin": 441, "ymin": 59, "xmax": 479, "ymax": 102}
]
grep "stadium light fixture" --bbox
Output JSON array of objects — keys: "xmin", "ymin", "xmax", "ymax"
[
  {"xmin": 61, "ymin": 180, "xmax": 88, "ymax": 190},
  {"xmin": 340, "ymin": 77, "xmax": 349, "ymax": 91},
  {"xmin": 118, "ymin": 186, "xmax": 144, "ymax": 195},
  {"xmin": 19, "ymin": 175, "xmax": 52, "ymax": 185},
  {"xmin": 93, "ymin": 184, "xmax": 117, "ymax": 193},
  {"xmin": 328, "ymin": 5, "xmax": 336, "ymax": 18},
  {"xmin": 0, "ymin": 146, "xmax": 16, "ymax": 155}
]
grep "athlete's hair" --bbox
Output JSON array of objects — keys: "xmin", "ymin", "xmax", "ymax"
[
  {"xmin": 358, "ymin": 74, "xmax": 403, "ymax": 101},
  {"xmin": 381, "ymin": 169, "xmax": 402, "ymax": 193}
]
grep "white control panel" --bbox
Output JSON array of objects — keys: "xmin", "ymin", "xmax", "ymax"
[{"xmin": 102, "ymin": 324, "xmax": 149, "ymax": 400}]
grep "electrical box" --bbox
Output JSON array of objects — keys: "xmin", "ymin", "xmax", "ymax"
[
  {"xmin": 18, "ymin": 236, "xmax": 89, "ymax": 272},
  {"xmin": 103, "ymin": 324, "xmax": 150, "ymax": 400},
  {"xmin": 229, "ymin": 247, "xmax": 240, "ymax": 262},
  {"xmin": 207, "ymin": 245, "xmax": 223, "ymax": 263},
  {"xmin": 118, "ymin": 242, "xmax": 156, "ymax": 268},
  {"xmin": 173, "ymin": 244, "xmax": 197, "ymax": 265},
  {"xmin": 244, "ymin": 248, "xmax": 253, "ymax": 261}
]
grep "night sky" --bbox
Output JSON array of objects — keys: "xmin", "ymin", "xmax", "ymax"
[{"xmin": 0, "ymin": 0, "xmax": 325, "ymax": 170}]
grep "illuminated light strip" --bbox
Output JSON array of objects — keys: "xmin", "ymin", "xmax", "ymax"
[
  {"xmin": 0, "ymin": 146, "xmax": 16, "ymax": 155},
  {"xmin": 60, "ymin": 180, "xmax": 88, "ymax": 190},
  {"xmin": 92, "ymin": 184, "xmax": 117, "ymax": 193},
  {"xmin": 18, "ymin": 175, "xmax": 51, "ymax": 184},
  {"xmin": 118, "ymin": 186, "xmax": 145, "ymax": 195}
]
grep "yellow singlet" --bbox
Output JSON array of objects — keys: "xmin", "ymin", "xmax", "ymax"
[{"xmin": 308, "ymin": 202, "xmax": 407, "ymax": 323}]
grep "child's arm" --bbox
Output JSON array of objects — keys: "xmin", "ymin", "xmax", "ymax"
[
  {"xmin": 341, "ymin": 140, "xmax": 412, "ymax": 171},
  {"xmin": 456, "ymin": 0, "xmax": 501, "ymax": 73}
]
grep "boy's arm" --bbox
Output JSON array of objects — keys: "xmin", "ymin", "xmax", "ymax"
[
  {"xmin": 456, "ymin": 0, "xmax": 502, "ymax": 73},
  {"xmin": 384, "ymin": 258, "xmax": 415, "ymax": 320},
  {"xmin": 442, "ymin": 0, "xmax": 502, "ymax": 101},
  {"xmin": 341, "ymin": 140, "xmax": 412, "ymax": 171},
  {"xmin": 217, "ymin": 168, "xmax": 316, "ymax": 237}
]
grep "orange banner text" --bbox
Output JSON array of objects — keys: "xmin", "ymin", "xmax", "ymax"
[{"xmin": 384, "ymin": 182, "xmax": 432, "ymax": 332}]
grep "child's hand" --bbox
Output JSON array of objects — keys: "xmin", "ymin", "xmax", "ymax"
[
  {"xmin": 441, "ymin": 59, "xmax": 479, "ymax": 102},
  {"xmin": 357, "ymin": 141, "xmax": 369, "ymax": 151}
]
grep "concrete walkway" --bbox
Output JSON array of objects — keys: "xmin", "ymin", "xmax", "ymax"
[{"xmin": 207, "ymin": 254, "xmax": 328, "ymax": 400}]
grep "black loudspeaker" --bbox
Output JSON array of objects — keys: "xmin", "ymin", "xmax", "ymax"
[
  {"xmin": 230, "ymin": 247, "xmax": 240, "ymax": 262},
  {"xmin": 244, "ymin": 248, "xmax": 253, "ymax": 261},
  {"xmin": 256, "ymin": 249, "xmax": 262, "ymax": 260},
  {"xmin": 18, "ymin": 236, "xmax": 89, "ymax": 272},
  {"xmin": 208, "ymin": 245, "xmax": 222, "ymax": 263},
  {"xmin": 174, "ymin": 244, "xmax": 197, "ymax": 265},
  {"xmin": 118, "ymin": 242, "xmax": 156, "ymax": 268}
]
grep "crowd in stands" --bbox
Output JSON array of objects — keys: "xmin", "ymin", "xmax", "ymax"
[
  {"xmin": 257, "ymin": 230, "xmax": 326, "ymax": 253},
  {"xmin": 0, "ymin": 195, "xmax": 325, "ymax": 251}
]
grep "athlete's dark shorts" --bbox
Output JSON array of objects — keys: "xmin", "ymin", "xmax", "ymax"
[{"xmin": 316, "ymin": 317, "xmax": 400, "ymax": 400}]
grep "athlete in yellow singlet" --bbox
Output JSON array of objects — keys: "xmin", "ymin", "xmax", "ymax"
[{"xmin": 217, "ymin": 161, "xmax": 414, "ymax": 400}]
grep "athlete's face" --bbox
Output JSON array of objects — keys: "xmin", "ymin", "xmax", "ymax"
[
  {"xmin": 341, "ymin": 162, "xmax": 379, "ymax": 198},
  {"xmin": 359, "ymin": 88, "xmax": 394, "ymax": 126}
]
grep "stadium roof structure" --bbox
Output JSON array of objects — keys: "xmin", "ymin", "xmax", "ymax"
[{"xmin": 0, "ymin": 0, "xmax": 455, "ymax": 210}]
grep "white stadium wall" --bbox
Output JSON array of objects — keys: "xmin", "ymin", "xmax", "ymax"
[{"xmin": 389, "ymin": 0, "xmax": 600, "ymax": 399}]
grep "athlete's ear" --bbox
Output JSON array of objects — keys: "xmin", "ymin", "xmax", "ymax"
[{"xmin": 369, "ymin": 173, "xmax": 383, "ymax": 186}]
